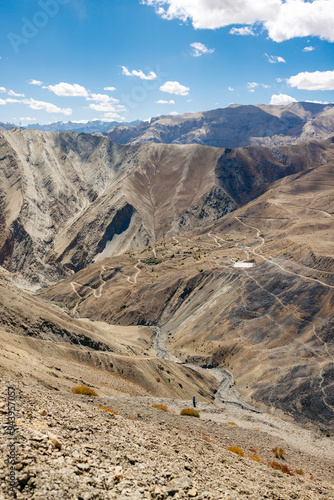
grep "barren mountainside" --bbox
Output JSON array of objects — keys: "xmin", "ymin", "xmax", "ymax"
[
  {"xmin": 103, "ymin": 102, "xmax": 334, "ymax": 148},
  {"xmin": 0, "ymin": 128, "xmax": 332, "ymax": 288}
]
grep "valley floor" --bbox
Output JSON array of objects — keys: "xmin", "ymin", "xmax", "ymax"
[{"xmin": 1, "ymin": 374, "xmax": 334, "ymax": 500}]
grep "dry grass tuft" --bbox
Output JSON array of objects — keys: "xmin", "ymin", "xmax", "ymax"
[
  {"xmin": 295, "ymin": 469, "xmax": 304, "ymax": 475},
  {"xmin": 97, "ymin": 406, "xmax": 118, "ymax": 415},
  {"xmin": 249, "ymin": 455, "xmax": 263, "ymax": 463},
  {"xmin": 202, "ymin": 436, "xmax": 212, "ymax": 443},
  {"xmin": 152, "ymin": 404, "xmax": 170, "ymax": 412},
  {"xmin": 269, "ymin": 461, "xmax": 294, "ymax": 476},
  {"xmin": 72, "ymin": 386, "xmax": 99, "ymax": 396},
  {"xmin": 249, "ymin": 447, "xmax": 258, "ymax": 454},
  {"xmin": 227, "ymin": 421, "xmax": 238, "ymax": 426},
  {"xmin": 227, "ymin": 446, "xmax": 245, "ymax": 457},
  {"xmin": 272, "ymin": 447, "xmax": 285, "ymax": 459},
  {"xmin": 180, "ymin": 408, "xmax": 200, "ymax": 418}
]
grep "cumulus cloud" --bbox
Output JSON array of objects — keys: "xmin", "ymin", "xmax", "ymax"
[
  {"xmin": 288, "ymin": 70, "xmax": 334, "ymax": 90},
  {"xmin": 0, "ymin": 87, "xmax": 6, "ymax": 93},
  {"xmin": 265, "ymin": 53, "xmax": 286, "ymax": 63},
  {"xmin": 270, "ymin": 93, "xmax": 297, "ymax": 105},
  {"xmin": 230, "ymin": 26, "xmax": 256, "ymax": 36},
  {"xmin": 28, "ymin": 79, "xmax": 43, "ymax": 86},
  {"xmin": 142, "ymin": 0, "xmax": 334, "ymax": 42},
  {"xmin": 190, "ymin": 42, "xmax": 214, "ymax": 57},
  {"xmin": 303, "ymin": 46, "xmax": 315, "ymax": 52},
  {"xmin": 104, "ymin": 86, "xmax": 117, "ymax": 91},
  {"xmin": 156, "ymin": 99, "xmax": 175, "ymax": 104},
  {"xmin": 22, "ymin": 98, "xmax": 72, "ymax": 115},
  {"xmin": 160, "ymin": 81, "xmax": 190, "ymax": 95},
  {"xmin": 86, "ymin": 93, "xmax": 119, "ymax": 103},
  {"xmin": 170, "ymin": 111, "xmax": 179, "ymax": 115},
  {"xmin": 45, "ymin": 82, "xmax": 89, "ymax": 97},
  {"xmin": 228, "ymin": 87, "xmax": 234, "ymax": 91},
  {"xmin": 122, "ymin": 66, "xmax": 157, "ymax": 80},
  {"xmin": 8, "ymin": 90, "xmax": 25, "ymax": 97}
]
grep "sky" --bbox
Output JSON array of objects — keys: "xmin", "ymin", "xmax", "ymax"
[{"xmin": 0, "ymin": 0, "xmax": 333, "ymax": 125}]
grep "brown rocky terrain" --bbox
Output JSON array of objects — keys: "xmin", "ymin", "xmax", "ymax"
[
  {"xmin": 0, "ymin": 128, "xmax": 332, "ymax": 289},
  {"xmin": 1, "ymin": 373, "xmax": 334, "ymax": 499},
  {"xmin": 0, "ymin": 126, "xmax": 333, "ymax": 498},
  {"xmin": 41, "ymin": 155, "xmax": 334, "ymax": 430},
  {"xmin": 103, "ymin": 102, "xmax": 334, "ymax": 148}
]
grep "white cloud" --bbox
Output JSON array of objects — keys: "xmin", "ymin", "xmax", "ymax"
[
  {"xmin": 19, "ymin": 117, "xmax": 36, "ymax": 122},
  {"xmin": 104, "ymin": 86, "xmax": 117, "ymax": 91},
  {"xmin": 288, "ymin": 70, "xmax": 334, "ymax": 90},
  {"xmin": 305, "ymin": 99, "xmax": 328, "ymax": 104},
  {"xmin": 265, "ymin": 53, "xmax": 286, "ymax": 64},
  {"xmin": 156, "ymin": 99, "xmax": 175, "ymax": 104},
  {"xmin": 88, "ymin": 102, "xmax": 126, "ymax": 113},
  {"xmin": 247, "ymin": 82, "xmax": 270, "ymax": 92},
  {"xmin": 45, "ymin": 82, "xmax": 89, "ymax": 97},
  {"xmin": 142, "ymin": 0, "xmax": 334, "ymax": 42},
  {"xmin": 103, "ymin": 112, "xmax": 122, "ymax": 120},
  {"xmin": 122, "ymin": 66, "xmax": 157, "ymax": 80},
  {"xmin": 22, "ymin": 98, "xmax": 72, "ymax": 115},
  {"xmin": 265, "ymin": 0, "xmax": 334, "ymax": 42},
  {"xmin": 8, "ymin": 90, "xmax": 25, "ymax": 97},
  {"xmin": 270, "ymin": 93, "xmax": 297, "ymax": 105},
  {"xmin": 170, "ymin": 111, "xmax": 179, "ymax": 115},
  {"xmin": 0, "ymin": 98, "xmax": 20, "ymax": 105},
  {"xmin": 230, "ymin": 26, "xmax": 256, "ymax": 36},
  {"xmin": 247, "ymin": 82, "xmax": 259, "ymax": 91},
  {"xmin": 190, "ymin": 42, "xmax": 214, "ymax": 57},
  {"xmin": 86, "ymin": 93, "xmax": 119, "ymax": 103},
  {"xmin": 28, "ymin": 79, "xmax": 43, "ymax": 86},
  {"xmin": 228, "ymin": 87, "xmax": 234, "ymax": 92},
  {"xmin": 303, "ymin": 46, "xmax": 315, "ymax": 52},
  {"xmin": 0, "ymin": 87, "xmax": 6, "ymax": 93},
  {"xmin": 160, "ymin": 81, "xmax": 190, "ymax": 96}
]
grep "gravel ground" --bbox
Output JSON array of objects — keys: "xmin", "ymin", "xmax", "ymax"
[{"xmin": 1, "ymin": 374, "xmax": 334, "ymax": 500}]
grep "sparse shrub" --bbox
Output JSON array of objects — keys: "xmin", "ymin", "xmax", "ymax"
[
  {"xmin": 145, "ymin": 258, "xmax": 162, "ymax": 265},
  {"xmin": 227, "ymin": 446, "xmax": 245, "ymax": 457},
  {"xmin": 250, "ymin": 455, "xmax": 263, "ymax": 463},
  {"xmin": 272, "ymin": 447, "xmax": 285, "ymax": 459},
  {"xmin": 269, "ymin": 461, "xmax": 294, "ymax": 476},
  {"xmin": 228, "ymin": 421, "xmax": 238, "ymax": 426},
  {"xmin": 202, "ymin": 436, "xmax": 212, "ymax": 443},
  {"xmin": 120, "ymin": 304, "xmax": 127, "ymax": 310},
  {"xmin": 155, "ymin": 377, "xmax": 160, "ymax": 382},
  {"xmin": 72, "ymin": 386, "xmax": 98, "ymax": 396},
  {"xmin": 249, "ymin": 447, "xmax": 258, "ymax": 454},
  {"xmin": 180, "ymin": 408, "xmax": 200, "ymax": 418},
  {"xmin": 97, "ymin": 406, "xmax": 118, "ymax": 415},
  {"xmin": 152, "ymin": 404, "xmax": 170, "ymax": 412},
  {"xmin": 295, "ymin": 469, "xmax": 304, "ymax": 475}
]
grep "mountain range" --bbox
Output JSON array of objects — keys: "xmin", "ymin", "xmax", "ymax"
[
  {"xmin": 102, "ymin": 102, "xmax": 334, "ymax": 148},
  {"xmin": 0, "ymin": 122, "xmax": 333, "ymax": 432}
]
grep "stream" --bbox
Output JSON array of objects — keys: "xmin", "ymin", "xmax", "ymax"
[{"xmin": 152, "ymin": 326, "xmax": 262, "ymax": 413}]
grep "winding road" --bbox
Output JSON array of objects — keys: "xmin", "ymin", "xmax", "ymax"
[{"xmin": 152, "ymin": 326, "xmax": 262, "ymax": 413}]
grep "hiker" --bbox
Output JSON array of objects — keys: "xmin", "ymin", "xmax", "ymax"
[{"xmin": 193, "ymin": 396, "xmax": 196, "ymax": 408}]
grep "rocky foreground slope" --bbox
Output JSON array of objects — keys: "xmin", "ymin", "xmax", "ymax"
[
  {"xmin": 1, "ymin": 374, "xmax": 334, "ymax": 499},
  {"xmin": 103, "ymin": 102, "xmax": 334, "ymax": 148}
]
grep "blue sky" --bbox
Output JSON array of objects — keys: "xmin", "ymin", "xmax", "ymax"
[{"xmin": 0, "ymin": 0, "xmax": 333, "ymax": 125}]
